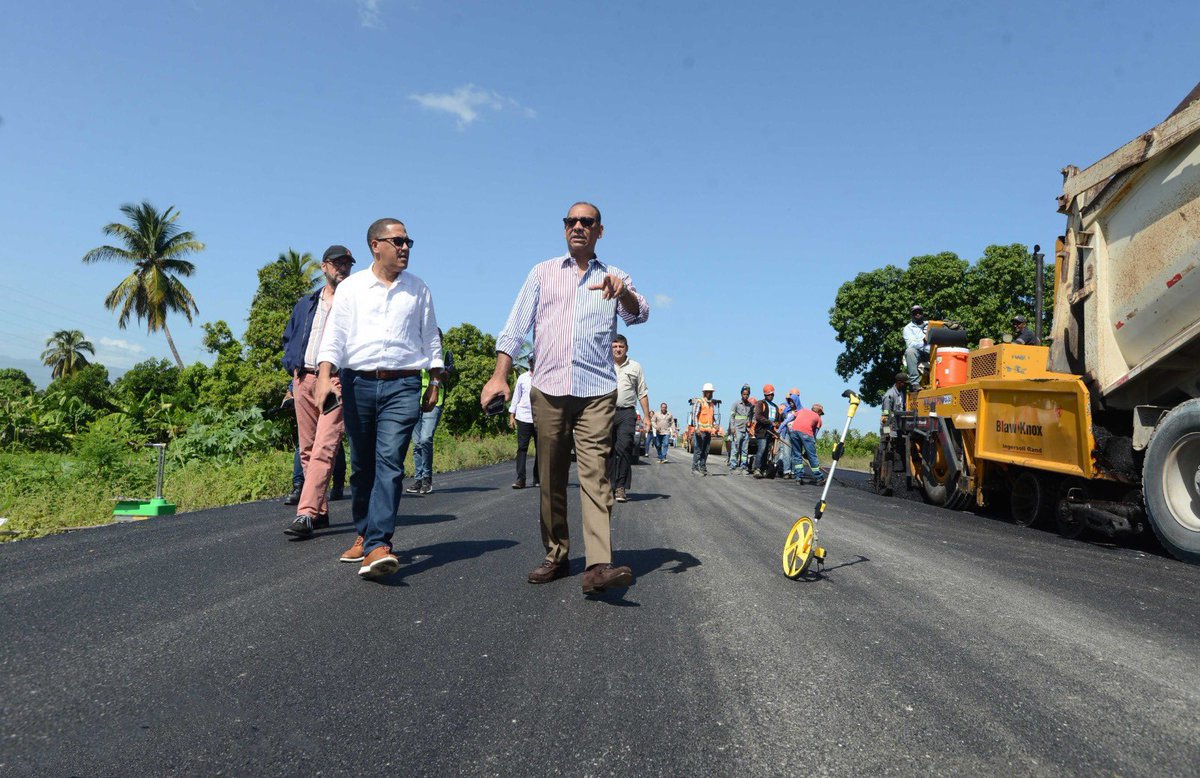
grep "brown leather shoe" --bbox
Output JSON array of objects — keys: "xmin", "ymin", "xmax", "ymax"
[
  {"xmin": 582, "ymin": 563, "xmax": 633, "ymax": 594},
  {"xmin": 339, "ymin": 535, "xmax": 366, "ymax": 563},
  {"xmin": 614, "ymin": 487, "xmax": 628, "ymax": 503},
  {"xmin": 527, "ymin": 559, "xmax": 569, "ymax": 584},
  {"xmin": 512, "ymin": 479, "xmax": 526, "ymax": 489},
  {"xmin": 359, "ymin": 546, "xmax": 400, "ymax": 579}
]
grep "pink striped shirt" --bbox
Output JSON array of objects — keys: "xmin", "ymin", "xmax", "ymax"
[{"xmin": 496, "ymin": 255, "xmax": 649, "ymax": 397}]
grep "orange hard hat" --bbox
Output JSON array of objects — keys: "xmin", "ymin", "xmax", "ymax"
[
  {"xmin": 789, "ymin": 387, "xmax": 799, "ymax": 395},
  {"xmin": 763, "ymin": 384, "xmax": 775, "ymax": 394}
]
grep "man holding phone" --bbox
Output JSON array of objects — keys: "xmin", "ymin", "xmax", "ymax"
[
  {"xmin": 281, "ymin": 245, "xmax": 355, "ymax": 539},
  {"xmin": 481, "ymin": 201, "xmax": 649, "ymax": 595},
  {"xmin": 315, "ymin": 219, "xmax": 443, "ymax": 581}
]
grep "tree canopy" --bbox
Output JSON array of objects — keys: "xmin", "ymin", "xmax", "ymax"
[
  {"xmin": 829, "ymin": 243, "xmax": 1052, "ymax": 404},
  {"xmin": 40, "ymin": 329, "xmax": 95, "ymax": 379},
  {"xmin": 82, "ymin": 201, "xmax": 205, "ymax": 368}
]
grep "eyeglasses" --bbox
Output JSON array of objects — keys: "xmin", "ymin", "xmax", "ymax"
[
  {"xmin": 563, "ymin": 216, "xmax": 597, "ymax": 228},
  {"xmin": 375, "ymin": 236, "xmax": 414, "ymax": 249}
]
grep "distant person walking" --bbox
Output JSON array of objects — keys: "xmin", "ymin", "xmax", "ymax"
[
  {"xmin": 314, "ymin": 219, "xmax": 444, "ymax": 581},
  {"xmin": 728, "ymin": 384, "xmax": 754, "ymax": 473},
  {"xmin": 481, "ymin": 201, "xmax": 649, "ymax": 595},
  {"xmin": 608, "ymin": 334, "xmax": 651, "ymax": 503},
  {"xmin": 509, "ymin": 356, "xmax": 538, "ymax": 489},
  {"xmin": 649, "ymin": 402, "xmax": 674, "ymax": 463},
  {"xmin": 281, "ymin": 245, "xmax": 356, "ymax": 539}
]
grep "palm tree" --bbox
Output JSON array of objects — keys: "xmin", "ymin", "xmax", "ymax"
[
  {"xmin": 82, "ymin": 201, "xmax": 205, "ymax": 368},
  {"xmin": 279, "ymin": 248, "xmax": 322, "ymax": 291},
  {"xmin": 41, "ymin": 329, "xmax": 95, "ymax": 380}
]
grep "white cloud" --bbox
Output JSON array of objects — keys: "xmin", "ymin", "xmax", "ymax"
[
  {"xmin": 99, "ymin": 337, "xmax": 145, "ymax": 355},
  {"xmin": 409, "ymin": 84, "xmax": 536, "ymax": 130},
  {"xmin": 356, "ymin": 0, "xmax": 383, "ymax": 28},
  {"xmin": 654, "ymin": 294, "xmax": 674, "ymax": 309}
]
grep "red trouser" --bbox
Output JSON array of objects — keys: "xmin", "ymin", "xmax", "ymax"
[{"xmin": 294, "ymin": 372, "xmax": 345, "ymax": 518}]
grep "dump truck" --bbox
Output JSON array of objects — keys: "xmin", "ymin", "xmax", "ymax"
[{"xmin": 872, "ymin": 83, "xmax": 1200, "ymax": 562}]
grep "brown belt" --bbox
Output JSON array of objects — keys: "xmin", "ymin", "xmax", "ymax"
[{"xmin": 346, "ymin": 368, "xmax": 421, "ymax": 380}]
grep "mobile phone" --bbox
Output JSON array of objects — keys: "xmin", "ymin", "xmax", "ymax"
[
  {"xmin": 322, "ymin": 393, "xmax": 342, "ymax": 415},
  {"xmin": 485, "ymin": 395, "xmax": 507, "ymax": 416}
]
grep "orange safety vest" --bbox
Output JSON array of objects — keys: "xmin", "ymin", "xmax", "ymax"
[{"xmin": 696, "ymin": 400, "xmax": 715, "ymax": 428}]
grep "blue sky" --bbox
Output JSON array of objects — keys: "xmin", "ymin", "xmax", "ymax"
[{"xmin": 2, "ymin": 0, "xmax": 1197, "ymax": 433}]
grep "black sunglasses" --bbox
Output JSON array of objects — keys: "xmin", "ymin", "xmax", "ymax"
[
  {"xmin": 563, "ymin": 216, "xmax": 597, "ymax": 228},
  {"xmin": 376, "ymin": 236, "xmax": 414, "ymax": 249}
]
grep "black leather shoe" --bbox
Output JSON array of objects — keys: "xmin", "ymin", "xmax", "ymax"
[
  {"xmin": 512, "ymin": 479, "xmax": 526, "ymax": 489},
  {"xmin": 283, "ymin": 485, "xmax": 302, "ymax": 505},
  {"xmin": 284, "ymin": 515, "xmax": 314, "ymax": 538},
  {"xmin": 313, "ymin": 513, "xmax": 330, "ymax": 530}
]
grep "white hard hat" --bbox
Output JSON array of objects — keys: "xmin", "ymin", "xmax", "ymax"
[{"xmin": 702, "ymin": 383, "xmax": 714, "ymax": 392}]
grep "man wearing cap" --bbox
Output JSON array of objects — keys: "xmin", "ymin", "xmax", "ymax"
[
  {"xmin": 791, "ymin": 403, "xmax": 826, "ymax": 484},
  {"xmin": 281, "ymin": 245, "xmax": 356, "ymax": 539},
  {"xmin": 728, "ymin": 384, "xmax": 754, "ymax": 473},
  {"xmin": 1012, "ymin": 315, "xmax": 1037, "ymax": 345},
  {"xmin": 480, "ymin": 201, "xmax": 649, "ymax": 594},
  {"xmin": 690, "ymin": 384, "xmax": 720, "ymax": 475},
  {"xmin": 881, "ymin": 372, "xmax": 909, "ymax": 420},
  {"xmin": 903, "ymin": 304, "xmax": 930, "ymax": 389},
  {"xmin": 314, "ymin": 219, "xmax": 444, "ymax": 581},
  {"xmin": 608, "ymin": 333, "xmax": 651, "ymax": 502},
  {"xmin": 752, "ymin": 385, "xmax": 779, "ymax": 478}
]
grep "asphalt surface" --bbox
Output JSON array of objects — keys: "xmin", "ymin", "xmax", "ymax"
[{"xmin": 3, "ymin": 450, "xmax": 1199, "ymax": 776}]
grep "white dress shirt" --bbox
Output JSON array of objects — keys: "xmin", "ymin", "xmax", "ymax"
[
  {"xmin": 316, "ymin": 267, "xmax": 443, "ymax": 371},
  {"xmin": 509, "ymin": 371, "xmax": 534, "ymax": 423}
]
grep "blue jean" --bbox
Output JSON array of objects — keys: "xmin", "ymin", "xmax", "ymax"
[
  {"xmin": 342, "ymin": 372, "xmax": 422, "ymax": 554},
  {"xmin": 793, "ymin": 430, "xmax": 823, "ymax": 478},
  {"xmin": 777, "ymin": 432, "xmax": 793, "ymax": 474},
  {"xmin": 729, "ymin": 429, "xmax": 749, "ymax": 468},
  {"xmin": 653, "ymin": 433, "xmax": 669, "ymax": 460},
  {"xmin": 412, "ymin": 404, "xmax": 443, "ymax": 481}
]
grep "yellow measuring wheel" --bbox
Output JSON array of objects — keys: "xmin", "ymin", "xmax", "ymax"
[{"xmin": 780, "ymin": 390, "xmax": 860, "ymax": 579}]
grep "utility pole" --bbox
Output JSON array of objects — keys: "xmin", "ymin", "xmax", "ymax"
[{"xmin": 1033, "ymin": 244, "xmax": 1045, "ymax": 345}]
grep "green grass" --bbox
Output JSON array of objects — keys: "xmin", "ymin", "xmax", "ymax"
[{"xmin": 0, "ymin": 434, "xmax": 522, "ymax": 540}]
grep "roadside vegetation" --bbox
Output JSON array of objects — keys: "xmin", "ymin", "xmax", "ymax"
[{"xmin": 0, "ymin": 202, "xmax": 515, "ymax": 541}]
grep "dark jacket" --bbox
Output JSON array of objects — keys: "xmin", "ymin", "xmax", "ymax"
[
  {"xmin": 281, "ymin": 289, "xmax": 325, "ymax": 374},
  {"xmin": 754, "ymin": 399, "xmax": 778, "ymax": 437}
]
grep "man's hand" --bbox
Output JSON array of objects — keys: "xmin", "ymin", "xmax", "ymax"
[
  {"xmin": 587, "ymin": 273, "xmax": 626, "ymax": 300},
  {"xmin": 314, "ymin": 373, "xmax": 339, "ymax": 413},
  {"xmin": 480, "ymin": 374, "xmax": 511, "ymax": 410},
  {"xmin": 421, "ymin": 382, "xmax": 439, "ymax": 413},
  {"xmin": 509, "ymin": 414, "xmax": 516, "ymax": 430}
]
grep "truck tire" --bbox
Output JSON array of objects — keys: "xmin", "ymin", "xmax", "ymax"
[{"xmin": 1143, "ymin": 399, "xmax": 1200, "ymax": 563}]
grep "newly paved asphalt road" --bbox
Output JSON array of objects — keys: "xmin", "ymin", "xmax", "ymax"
[{"xmin": 3, "ymin": 450, "xmax": 1199, "ymax": 776}]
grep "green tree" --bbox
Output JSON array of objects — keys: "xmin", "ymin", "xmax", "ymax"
[
  {"xmin": 0, "ymin": 367, "xmax": 36, "ymax": 396},
  {"xmin": 112, "ymin": 358, "xmax": 180, "ymax": 403},
  {"xmin": 441, "ymin": 323, "xmax": 507, "ymax": 437},
  {"xmin": 82, "ymin": 201, "xmax": 205, "ymax": 369},
  {"xmin": 830, "ymin": 245, "xmax": 1052, "ymax": 404},
  {"xmin": 243, "ymin": 250, "xmax": 320, "ymax": 371},
  {"xmin": 195, "ymin": 321, "xmax": 282, "ymax": 411},
  {"xmin": 45, "ymin": 363, "xmax": 112, "ymax": 430},
  {"xmin": 40, "ymin": 329, "xmax": 95, "ymax": 379}
]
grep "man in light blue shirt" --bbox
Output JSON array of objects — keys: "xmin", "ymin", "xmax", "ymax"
[{"xmin": 902, "ymin": 304, "xmax": 929, "ymax": 389}]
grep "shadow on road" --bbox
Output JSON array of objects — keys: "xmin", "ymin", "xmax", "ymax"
[
  {"xmin": 395, "ymin": 513, "xmax": 458, "ymax": 526},
  {"xmin": 380, "ymin": 539, "xmax": 520, "ymax": 586},
  {"xmin": 624, "ymin": 492, "xmax": 669, "ymax": 502},
  {"xmin": 435, "ymin": 486, "xmax": 497, "ymax": 494},
  {"xmin": 796, "ymin": 554, "xmax": 870, "ymax": 582},
  {"xmin": 619, "ymin": 546, "xmax": 701, "ymax": 576}
]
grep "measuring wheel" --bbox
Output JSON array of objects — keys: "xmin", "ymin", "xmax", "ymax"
[{"xmin": 782, "ymin": 516, "xmax": 816, "ymax": 579}]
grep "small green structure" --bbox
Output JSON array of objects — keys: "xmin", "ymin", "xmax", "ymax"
[{"xmin": 113, "ymin": 443, "xmax": 176, "ymax": 520}]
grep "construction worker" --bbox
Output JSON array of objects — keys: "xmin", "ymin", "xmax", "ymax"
[
  {"xmin": 691, "ymin": 382, "xmax": 720, "ymax": 476},
  {"xmin": 903, "ymin": 304, "xmax": 929, "ymax": 389},
  {"xmin": 881, "ymin": 372, "xmax": 908, "ymax": 421},
  {"xmin": 728, "ymin": 384, "xmax": 754, "ymax": 473},
  {"xmin": 792, "ymin": 402, "xmax": 826, "ymax": 484},
  {"xmin": 752, "ymin": 385, "xmax": 779, "ymax": 478},
  {"xmin": 780, "ymin": 388, "xmax": 803, "ymax": 479},
  {"xmin": 1012, "ymin": 314, "xmax": 1037, "ymax": 345}
]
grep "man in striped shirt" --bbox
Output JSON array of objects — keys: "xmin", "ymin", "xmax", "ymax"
[{"xmin": 481, "ymin": 202, "xmax": 650, "ymax": 595}]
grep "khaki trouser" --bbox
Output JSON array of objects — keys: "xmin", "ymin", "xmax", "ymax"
[{"xmin": 531, "ymin": 388, "xmax": 616, "ymax": 567}]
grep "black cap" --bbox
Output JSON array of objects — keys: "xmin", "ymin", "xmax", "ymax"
[
  {"xmin": 895, "ymin": 372, "xmax": 910, "ymax": 383},
  {"xmin": 911, "ymin": 304, "xmax": 923, "ymax": 312},
  {"xmin": 323, "ymin": 245, "xmax": 354, "ymax": 263},
  {"xmin": 1012, "ymin": 314, "xmax": 1027, "ymax": 324}
]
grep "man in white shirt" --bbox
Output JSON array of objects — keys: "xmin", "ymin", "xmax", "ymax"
[
  {"xmin": 902, "ymin": 304, "xmax": 929, "ymax": 390},
  {"xmin": 508, "ymin": 355, "xmax": 538, "ymax": 489},
  {"xmin": 314, "ymin": 218, "xmax": 443, "ymax": 581}
]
